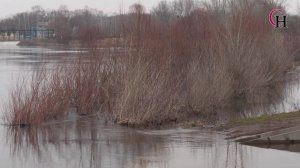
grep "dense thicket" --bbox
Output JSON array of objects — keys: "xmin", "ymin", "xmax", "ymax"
[{"xmin": 3, "ymin": 0, "xmax": 296, "ymax": 126}]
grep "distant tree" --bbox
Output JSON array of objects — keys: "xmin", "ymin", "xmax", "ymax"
[
  {"xmin": 151, "ymin": 1, "xmax": 174, "ymax": 27},
  {"xmin": 171, "ymin": 0, "xmax": 197, "ymax": 17},
  {"xmin": 31, "ymin": 5, "xmax": 46, "ymax": 23},
  {"xmin": 70, "ymin": 7, "xmax": 102, "ymax": 43},
  {"xmin": 48, "ymin": 6, "xmax": 72, "ymax": 43},
  {"xmin": 127, "ymin": 3, "xmax": 147, "ymax": 47}
]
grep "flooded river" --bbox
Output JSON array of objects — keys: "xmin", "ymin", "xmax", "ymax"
[{"xmin": 1, "ymin": 42, "xmax": 300, "ymax": 168}]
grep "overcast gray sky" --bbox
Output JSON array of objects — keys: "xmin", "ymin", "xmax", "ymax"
[
  {"xmin": 0, "ymin": 0, "xmax": 163, "ymax": 17},
  {"xmin": 0, "ymin": 0, "xmax": 298, "ymax": 18}
]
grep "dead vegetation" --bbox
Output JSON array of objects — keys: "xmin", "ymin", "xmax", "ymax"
[
  {"xmin": 4, "ymin": 52, "xmax": 118, "ymax": 125},
  {"xmin": 3, "ymin": 0, "xmax": 295, "ymax": 126}
]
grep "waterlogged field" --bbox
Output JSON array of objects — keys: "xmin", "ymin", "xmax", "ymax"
[{"xmin": 0, "ymin": 42, "xmax": 300, "ymax": 168}]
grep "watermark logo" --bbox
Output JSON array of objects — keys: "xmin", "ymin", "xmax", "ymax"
[{"xmin": 268, "ymin": 8, "xmax": 287, "ymax": 28}]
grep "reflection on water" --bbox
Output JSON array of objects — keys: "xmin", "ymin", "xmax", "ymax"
[
  {"xmin": 1, "ymin": 118, "xmax": 256, "ymax": 168},
  {"xmin": 1, "ymin": 42, "xmax": 300, "ymax": 168},
  {"xmin": 4, "ymin": 118, "xmax": 300, "ymax": 168},
  {"xmin": 247, "ymin": 142, "xmax": 300, "ymax": 153},
  {"xmin": 0, "ymin": 42, "xmax": 82, "ymax": 68},
  {"xmin": 7, "ymin": 119, "xmax": 215, "ymax": 168}
]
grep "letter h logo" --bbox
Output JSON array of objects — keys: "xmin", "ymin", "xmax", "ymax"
[
  {"xmin": 269, "ymin": 8, "xmax": 287, "ymax": 28},
  {"xmin": 275, "ymin": 15, "xmax": 287, "ymax": 28}
]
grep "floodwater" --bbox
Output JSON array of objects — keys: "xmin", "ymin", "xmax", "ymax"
[{"xmin": 0, "ymin": 41, "xmax": 300, "ymax": 168}]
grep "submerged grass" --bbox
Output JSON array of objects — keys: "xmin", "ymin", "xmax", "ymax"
[
  {"xmin": 226, "ymin": 111, "xmax": 300, "ymax": 128},
  {"xmin": 222, "ymin": 111, "xmax": 300, "ymax": 139}
]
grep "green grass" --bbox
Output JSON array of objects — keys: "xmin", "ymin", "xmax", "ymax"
[{"xmin": 226, "ymin": 111, "xmax": 300, "ymax": 128}]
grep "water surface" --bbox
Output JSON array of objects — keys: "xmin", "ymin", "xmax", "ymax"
[{"xmin": 0, "ymin": 42, "xmax": 300, "ymax": 168}]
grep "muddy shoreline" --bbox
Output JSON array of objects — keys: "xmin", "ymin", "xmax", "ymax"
[{"xmin": 17, "ymin": 38, "xmax": 122, "ymax": 49}]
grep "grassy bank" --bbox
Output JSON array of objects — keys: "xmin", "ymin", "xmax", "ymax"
[
  {"xmin": 223, "ymin": 111, "xmax": 300, "ymax": 139},
  {"xmin": 17, "ymin": 39, "xmax": 65, "ymax": 47},
  {"xmin": 226, "ymin": 111, "xmax": 300, "ymax": 128},
  {"xmin": 17, "ymin": 38, "xmax": 122, "ymax": 49}
]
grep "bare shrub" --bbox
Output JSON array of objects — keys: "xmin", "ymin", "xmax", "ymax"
[
  {"xmin": 68, "ymin": 52, "xmax": 120, "ymax": 114},
  {"xmin": 114, "ymin": 0, "xmax": 292, "ymax": 124},
  {"xmin": 186, "ymin": 0, "xmax": 292, "ymax": 118},
  {"xmin": 3, "ymin": 0, "xmax": 294, "ymax": 126},
  {"xmin": 114, "ymin": 51, "xmax": 186, "ymax": 125},
  {"xmin": 4, "ymin": 67, "xmax": 70, "ymax": 125},
  {"xmin": 4, "ymin": 51, "xmax": 119, "ymax": 125}
]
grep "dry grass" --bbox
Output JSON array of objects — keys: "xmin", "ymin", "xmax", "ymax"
[
  {"xmin": 113, "ymin": 0, "xmax": 292, "ymax": 125},
  {"xmin": 114, "ymin": 50, "xmax": 187, "ymax": 125},
  {"xmin": 4, "ymin": 51, "xmax": 119, "ymax": 125},
  {"xmin": 4, "ymin": 67, "xmax": 70, "ymax": 125}
]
